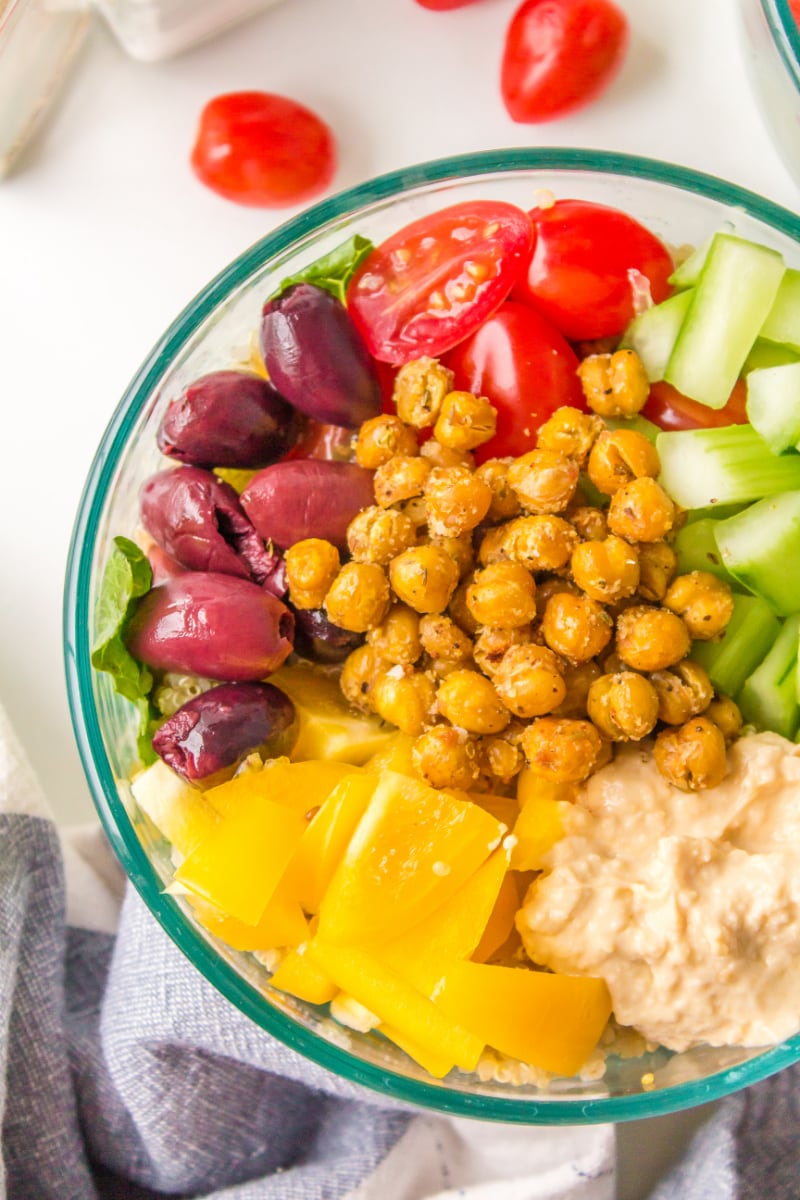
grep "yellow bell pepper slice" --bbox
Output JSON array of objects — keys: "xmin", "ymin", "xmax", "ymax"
[
  {"xmin": 205, "ymin": 757, "xmax": 355, "ymax": 819},
  {"xmin": 318, "ymin": 771, "xmax": 505, "ymax": 946},
  {"xmin": 131, "ymin": 759, "xmax": 220, "ymax": 858},
  {"xmin": 362, "ymin": 731, "xmax": 416, "ymax": 776},
  {"xmin": 433, "ymin": 960, "xmax": 611, "ymax": 1077},
  {"xmin": 188, "ymin": 891, "xmax": 307, "ymax": 951},
  {"xmin": 309, "ymin": 941, "xmax": 485, "ymax": 1072},
  {"xmin": 269, "ymin": 944, "xmax": 338, "ymax": 1005},
  {"xmin": 511, "ymin": 770, "xmax": 573, "ymax": 870},
  {"xmin": 379, "ymin": 1025, "xmax": 455, "ymax": 1080},
  {"xmin": 270, "ymin": 665, "xmax": 397, "ymax": 764},
  {"xmin": 471, "ymin": 870, "xmax": 521, "ymax": 964}
]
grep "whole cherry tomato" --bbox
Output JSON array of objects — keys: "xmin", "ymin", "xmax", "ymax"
[
  {"xmin": 190, "ymin": 91, "xmax": 336, "ymax": 208},
  {"xmin": 501, "ymin": 0, "xmax": 629, "ymax": 123},
  {"xmin": 443, "ymin": 301, "xmax": 586, "ymax": 462},
  {"xmin": 642, "ymin": 380, "xmax": 749, "ymax": 432},
  {"xmin": 347, "ymin": 201, "xmax": 533, "ymax": 364},
  {"xmin": 512, "ymin": 199, "xmax": 675, "ymax": 341}
]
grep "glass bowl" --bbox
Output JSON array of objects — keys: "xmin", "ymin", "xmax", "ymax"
[
  {"xmin": 64, "ymin": 148, "xmax": 800, "ymax": 1125},
  {"xmin": 738, "ymin": 0, "xmax": 800, "ymax": 186}
]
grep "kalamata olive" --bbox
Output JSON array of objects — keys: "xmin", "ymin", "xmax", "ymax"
[
  {"xmin": 240, "ymin": 460, "xmax": 374, "ymax": 549},
  {"xmin": 156, "ymin": 370, "xmax": 298, "ymax": 467},
  {"xmin": 260, "ymin": 283, "xmax": 381, "ymax": 427},
  {"xmin": 126, "ymin": 573, "xmax": 294, "ymax": 681},
  {"xmin": 152, "ymin": 681, "xmax": 297, "ymax": 786},
  {"xmin": 292, "ymin": 607, "xmax": 364, "ymax": 663},
  {"xmin": 140, "ymin": 467, "xmax": 285, "ymax": 594}
]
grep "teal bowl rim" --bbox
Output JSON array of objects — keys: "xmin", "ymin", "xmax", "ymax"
[
  {"xmin": 64, "ymin": 147, "xmax": 800, "ymax": 1124},
  {"xmin": 765, "ymin": 0, "xmax": 800, "ymax": 89}
]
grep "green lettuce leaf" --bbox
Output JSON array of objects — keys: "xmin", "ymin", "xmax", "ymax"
[
  {"xmin": 272, "ymin": 234, "xmax": 374, "ymax": 305},
  {"xmin": 91, "ymin": 536, "xmax": 153, "ymax": 704}
]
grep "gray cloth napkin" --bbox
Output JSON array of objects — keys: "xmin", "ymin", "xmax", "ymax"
[{"xmin": 1, "ymin": 704, "xmax": 798, "ymax": 1199}]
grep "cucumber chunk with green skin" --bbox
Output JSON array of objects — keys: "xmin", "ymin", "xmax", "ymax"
[
  {"xmin": 672, "ymin": 519, "xmax": 746, "ymax": 588},
  {"xmin": 737, "ymin": 614, "xmax": 800, "ymax": 739},
  {"xmin": 746, "ymin": 363, "xmax": 800, "ymax": 454},
  {"xmin": 742, "ymin": 337, "xmax": 800, "ymax": 375},
  {"xmin": 656, "ymin": 425, "xmax": 800, "ymax": 509},
  {"xmin": 668, "ymin": 236, "xmax": 713, "ymax": 289},
  {"xmin": 664, "ymin": 233, "xmax": 785, "ymax": 410},
  {"xmin": 760, "ymin": 268, "xmax": 800, "ymax": 352},
  {"xmin": 714, "ymin": 491, "xmax": 800, "ymax": 615},
  {"xmin": 602, "ymin": 414, "xmax": 661, "ymax": 443},
  {"xmin": 684, "ymin": 502, "xmax": 749, "ymax": 525},
  {"xmin": 690, "ymin": 593, "xmax": 780, "ymax": 697},
  {"xmin": 619, "ymin": 290, "xmax": 692, "ymax": 382}
]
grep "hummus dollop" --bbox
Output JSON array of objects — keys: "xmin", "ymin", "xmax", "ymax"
[{"xmin": 517, "ymin": 731, "xmax": 800, "ymax": 1052}]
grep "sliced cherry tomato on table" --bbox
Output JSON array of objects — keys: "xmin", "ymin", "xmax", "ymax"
[
  {"xmin": 346, "ymin": 201, "xmax": 533, "ymax": 365},
  {"xmin": 190, "ymin": 91, "xmax": 336, "ymax": 208},
  {"xmin": 501, "ymin": 0, "xmax": 629, "ymax": 123},
  {"xmin": 642, "ymin": 380, "xmax": 749, "ymax": 431},
  {"xmin": 512, "ymin": 199, "xmax": 675, "ymax": 341},
  {"xmin": 443, "ymin": 301, "xmax": 586, "ymax": 463}
]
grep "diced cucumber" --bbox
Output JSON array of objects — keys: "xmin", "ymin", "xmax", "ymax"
[
  {"xmin": 746, "ymin": 363, "xmax": 800, "ymax": 454},
  {"xmin": 656, "ymin": 425, "xmax": 800, "ymax": 509},
  {"xmin": 672, "ymin": 519, "xmax": 746, "ymax": 588},
  {"xmin": 742, "ymin": 337, "xmax": 800, "ymax": 374},
  {"xmin": 684, "ymin": 502, "xmax": 749, "ymax": 524},
  {"xmin": 619, "ymin": 290, "xmax": 692, "ymax": 382},
  {"xmin": 668, "ymin": 235, "xmax": 713, "ymax": 289},
  {"xmin": 602, "ymin": 414, "xmax": 661, "ymax": 443},
  {"xmin": 664, "ymin": 233, "xmax": 785, "ymax": 410},
  {"xmin": 737, "ymin": 614, "xmax": 800, "ymax": 739},
  {"xmin": 760, "ymin": 268, "xmax": 800, "ymax": 352},
  {"xmin": 690, "ymin": 593, "xmax": 780, "ymax": 697},
  {"xmin": 714, "ymin": 491, "xmax": 800, "ymax": 615}
]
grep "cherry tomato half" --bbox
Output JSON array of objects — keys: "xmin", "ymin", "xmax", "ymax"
[
  {"xmin": 512, "ymin": 199, "xmax": 675, "ymax": 341},
  {"xmin": 444, "ymin": 301, "xmax": 586, "ymax": 462},
  {"xmin": 501, "ymin": 0, "xmax": 629, "ymax": 123},
  {"xmin": 347, "ymin": 201, "xmax": 533, "ymax": 365},
  {"xmin": 642, "ymin": 380, "xmax": 749, "ymax": 432},
  {"xmin": 190, "ymin": 91, "xmax": 336, "ymax": 208}
]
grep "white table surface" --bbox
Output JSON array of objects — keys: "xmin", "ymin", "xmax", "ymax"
[{"xmin": 0, "ymin": 0, "xmax": 794, "ymax": 1192}]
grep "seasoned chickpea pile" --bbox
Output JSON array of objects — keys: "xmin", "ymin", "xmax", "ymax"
[{"xmin": 285, "ymin": 349, "xmax": 741, "ymax": 794}]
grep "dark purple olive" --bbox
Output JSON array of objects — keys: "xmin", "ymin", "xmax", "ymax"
[
  {"xmin": 152, "ymin": 682, "xmax": 297, "ymax": 786},
  {"xmin": 126, "ymin": 573, "xmax": 294, "ymax": 681},
  {"xmin": 140, "ymin": 466, "xmax": 285, "ymax": 594},
  {"xmin": 240, "ymin": 460, "xmax": 374, "ymax": 549},
  {"xmin": 157, "ymin": 370, "xmax": 298, "ymax": 467},
  {"xmin": 292, "ymin": 608, "xmax": 364, "ymax": 664},
  {"xmin": 260, "ymin": 283, "xmax": 381, "ymax": 427}
]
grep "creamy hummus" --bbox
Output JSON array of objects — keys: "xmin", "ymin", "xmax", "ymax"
[{"xmin": 517, "ymin": 732, "xmax": 800, "ymax": 1052}]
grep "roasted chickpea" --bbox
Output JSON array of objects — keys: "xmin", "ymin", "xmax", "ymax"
[
  {"xmin": 577, "ymin": 348, "xmax": 650, "ymax": 417},
  {"xmin": 475, "ymin": 459, "xmax": 521, "ymax": 523},
  {"xmin": 423, "ymin": 465, "xmax": 493, "ymax": 537},
  {"xmin": 393, "ymin": 356, "xmax": 454, "ymax": 428},
  {"xmin": 431, "ymin": 533, "xmax": 475, "ymax": 578},
  {"xmin": 570, "ymin": 535, "xmax": 640, "ymax": 604},
  {"xmin": 706, "ymin": 694, "xmax": 743, "ymax": 741},
  {"xmin": 653, "ymin": 716, "xmax": 728, "ymax": 791},
  {"xmin": 650, "ymin": 660, "xmax": 714, "ymax": 725},
  {"xmin": 663, "ymin": 571, "xmax": 735, "ymax": 640},
  {"xmin": 607, "ymin": 477, "xmax": 676, "ymax": 543},
  {"xmin": 372, "ymin": 667, "xmax": 437, "ymax": 736},
  {"xmin": 507, "ymin": 449, "xmax": 579, "ymax": 514},
  {"xmin": 367, "ymin": 604, "xmax": 421, "ymax": 665},
  {"xmin": 586, "ymin": 671, "xmax": 660, "ymax": 741},
  {"xmin": 419, "ymin": 440, "xmax": 475, "ymax": 471},
  {"xmin": 346, "ymin": 505, "xmax": 417, "ymax": 565},
  {"xmin": 506, "ymin": 514, "xmax": 579, "ymax": 573},
  {"xmin": 472, "ymin": 624, "xmax": 532, "ymax": 676},
  {"xmin": 354, "ymin": 414, "xmax": 417, "ymax": 469},
  {"xmin": 412, "ymin": 725, "xmax": 480, "ymax": 790},
  {"xmin": 284, "ymin": 538, "xmax": 340, "ymax": 610},
  {"xmin": 637, "ymin": 541, "xmax": 677, "ymax": 602},
  {"xmin": 554, "ymin": 660, "xmax": 602, "ymax": 717},
  {"xmin": 374, "ymin": 454, "xmax": 431, "ymax": 507},
  {"xmin": 448, "ymin": 577, "xmax": 480, "ymax": 635},
  {"xmin": 434, "ymin": 390, "xmax": 497, "ymax": 451},
  {"xmin": 466, "ymin": 561, "xmax": 537, "ymax": 629},
  {"xmin": 535, "ymin": 406, "xmax": 605, "ymax": 464},
  {"xmin": 402, "ymin": 495, "xmax": 428, "ymax": 528},
  {"xmin": 325, "ymin": 562, "xmax": 390, "ymax": 632},
  {"xmin": 436, "ymin": 669, "xmax": 510, "ymax": 734},
  {"xmin": 493, "ymin": 644, "xmax": 566, "ymax": 718},
  {"xmin": 389, "ymin": 544, "xmax": 459, "ymax": 613},
  {"xmin": 534, "ymin": 576, "xmax": 578, "ymax": 620},
  {"xmin": 477, "ymin": 734, "xmax": 524, "ymax": 785},
  {"xmin": 478, "ymin": 524, "xmax": 513, "ymax": 566},
  {"xmin": 541, "ymin": 592, "xmax": 613, "ymax": 663},
  {"xmin": 521, "ymin": 717, "xmax": 605, "ymax": 783},
  {"xmin": 568, "ymin": 506, "xmax": 608, "ymax": 543},
  {"xmin": 419, "ymin": 613, "xmax": 473, "ymax": 664},
  {"xmin": 615, "ymin": 605, "xmax": 691, "ymax": 672},
  {"xmin": 587, "ymin": 429, "xmax": 661, "ymax": 496},
  {"xmin": 340, "ymin": 644, "xmax": 387, "ymax": 710}
]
